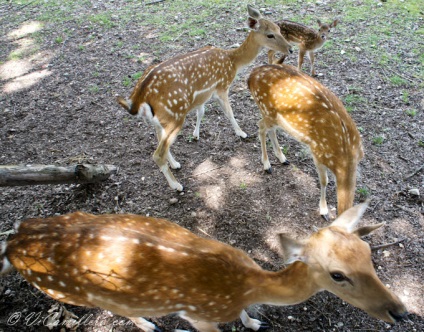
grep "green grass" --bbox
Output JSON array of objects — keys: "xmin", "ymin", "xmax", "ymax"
[
  {"xmin": 357, "ymin": 187, "xmax": 370, "ymax": 199},
  {"xmin": 131, "ymin": 72, "xmax": 143, "ymax": 80},
  {"xmin": 405, "ymin": 109, "xmax": 417, "ymax": 117},
  {"xmin": 389, "ymin": 75, "xmax": 408, "ymax": 86},
  {"xmin": 122, "ymin": 77, "xmax": 132, "ymax": 87},
  {"xmin": 372, "ymin": 136, "xmax": 384, "ymax": 145},
  {"xmin": 89, "ymin": 84, "xmax": 99, "ymax": 93}
]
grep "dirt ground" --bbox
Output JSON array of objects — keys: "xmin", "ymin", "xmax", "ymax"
[{"xmin": 0, "ymin": 1, "xmax": 423, "ymax": 332}]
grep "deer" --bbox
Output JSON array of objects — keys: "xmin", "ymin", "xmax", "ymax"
[
  {"xmin": 116, "ymin": 5, "xmax": 293, "ymax": 192},
  {"xmin": 268, "ymin": 18, "xmax": 338, "ymax": 76},
  {"xmin": 0, "ymin": 201, "xmax": 407, "ymax": 332},
  {"xmin": 248, "ymin": 64, "xmax": 363, "ymax": 220}
]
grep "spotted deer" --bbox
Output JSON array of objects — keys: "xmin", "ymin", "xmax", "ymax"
[
  {"xmin": 248, "ymin": 64, "xmax": 363, "ymax": 220},
  {"xmin": 0, "ymin": 202, "xmax": 407, "ymax": 332},
  {"xmin": 268, "ymin": 19, "xmax": 338, "ymax": 76},
  {"xmin": 116, "ymin": 5, "xmax": 293, "ymax": 192}
]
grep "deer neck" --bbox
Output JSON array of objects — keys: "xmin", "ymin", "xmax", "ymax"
[
  {"xmin": 335, "ymin": 162, "xmax": 358, "ymax": 215},
  {"xmin": 229, "ymin": 31, "xmax": 264, "ymax": 71},
  {"xmin": 250, "ymin": 261, "xmax": 319, "ymax": 306}
]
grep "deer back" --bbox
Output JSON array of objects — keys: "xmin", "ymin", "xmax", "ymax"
[
  {"xmin": 5, "ymin": 212, "xmax": 262, "ymax": 322},
  {"xmin": 248, "ymin": 64, "xmax": 363, "ymax": 174}
]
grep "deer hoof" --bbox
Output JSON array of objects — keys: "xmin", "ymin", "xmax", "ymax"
[
  {"xmin": 258, "ymin": 322, "xmax": 270, "ymax": 331},
  {"xmin": 282, "ymin": 160, "xmax": 290, "ymax": 165},
  {"xmin": 321, "ymin": 213, "xmax": 330, "ymax": 222},
  {"xmin": 265, "ymin": 167, "xmax": 272, "ymax": 174}
]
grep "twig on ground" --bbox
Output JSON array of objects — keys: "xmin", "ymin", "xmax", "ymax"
[
  {"xmin": 403, "ymin": 164, "xmax": 424, "ymax": 180},
  {"xmin": 371, "ymin": 238, "xmax": 407, "ymax": 251}
]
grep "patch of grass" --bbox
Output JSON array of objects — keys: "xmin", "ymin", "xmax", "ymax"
[
  {"xmin": 89, "ymin": 13, "xmax": 115, "ymax": 28},
  {"xmin": 239, "ymin": 181, "xmax": 247, "ymax": 190},
  {"xmin": 344, "ymin": 94, "xmax": 366, "ymax": 108},
  {"xmin": 122, "ymin": 77, "xmax": 132, "ymax": 87},
  {"xmin": 418, "ymin": 140, "xmax": 424, "ymax": 148},
  {"xmin": 55, "ymin": 36, "xmax": 63, "ymax": 44},
  {"xmin": 405, "ymin": 109, "xmax": 417, "ymax": 117},
  {"xmin": 389, "ymin": 75, "xmax": 408, "ymax": 86},
  {"xmin": 186, "ymin": 134, "xmax": 195, "ymax": 143},
  {"xmin": 372, "ymin": 136, "xmax": 384, "ymax": 145},
  {"xmin": 131, "ymin": 72, "xmax": 143, "ymax": 80},
  {"xmin": 78, "ymin": 45, "xmax": 85, "ymax": 51},
  {"xmin": 89, "ymin": 84, "xmax": 99, "ymax": 93},
  {"xmin": 357, "ymin": 187, "xmax": 370, "ymax": 199},
  {"xmin": 401, "ymin": 91, "xmax": 409, "ymax": 103}
]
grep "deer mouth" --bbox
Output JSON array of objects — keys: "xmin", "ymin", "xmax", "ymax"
[{"xmin": 388, "ymin": 310, "xmax": 408, "ymax": 323}]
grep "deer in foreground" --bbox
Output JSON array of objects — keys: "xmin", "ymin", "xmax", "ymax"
[
  {"xmin": 268, "ymin": 19, "xmax": 338, "ymax": 76},
  {"xmin": 1, "ymin": 202, "xmax": 407, "ymax": 332},
  {"xmin": 248, "ymin": 64, "xmax": 363, "ymax": 220},
  {"xmin": 116, "ymin": 5, "xmax": 293, "ymax": 192}
]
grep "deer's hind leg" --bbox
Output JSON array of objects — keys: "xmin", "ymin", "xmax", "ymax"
[{"xmin": 152, "ymin": 117, "xmax": 184, "ymax": 191}]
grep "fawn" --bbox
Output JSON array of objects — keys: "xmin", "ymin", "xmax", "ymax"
[
  {"xmin": 248, "ymin": 64, "xmax": 363, "ymax": 220},
  {"xmin": 268, "ymin": 19, "xmax": 338, "ymax": 76},
  {"xmin": 1, "ymin": 202, "xmax": 407, "ymax": 332},
  {"xmin": 116, "ymin": 5, "xmax": 293, "ymax": 192}
]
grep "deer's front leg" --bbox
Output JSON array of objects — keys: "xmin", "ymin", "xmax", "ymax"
[
  {"xmin": 258, "ymin": 119, "xmax": 272, "ymax": 173},
  {"xmin": 193, "ymin": 105, "xmax": 205, "ymax": 140},
  {"xmin": 215, "ymin": 90, "xmax": 247, "ymax": 138},
  {"xmin": 308, "ymin": 51, "xmax": 316, "ymax": 76},
  {"xmin": 240, "ymin": 310, "xmax": 265, "ymax": 331}
]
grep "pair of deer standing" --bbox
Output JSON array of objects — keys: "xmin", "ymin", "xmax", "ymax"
[{"xmin": 1, "ymin": 5, "xmax": 407, "ymax": 332}]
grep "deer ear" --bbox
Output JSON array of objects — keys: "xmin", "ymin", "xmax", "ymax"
[
  {"xmin": 330, "ymin": 200, "xmax": 370, "ymax": 233},
  {"xmin": 353, "ymin": 223, "xmax": 385, "ymax": 237},
  {"xmin": 247, "ymin": 5, "xmax": 262, "ymax": 19},
  {"xmin": 278, "ymin": 234, "xmax": 306, "ymax": 264},
  {"xmin": 247, "ymin": 17, "xmax": 260, "ymax": 31},
  {"xmin": 331, "ymin": 19, "xmax": 339, "ymax": 28},
  {"xmin": 317, "ymin": 19, "xmax": 322, "ymax": 26}
]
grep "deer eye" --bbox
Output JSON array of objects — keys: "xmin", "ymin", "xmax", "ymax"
[
  {"xmin": 330, "ymin": 272, "xmax": 346, "ymax": 282},
  {"xmin": 267, "ymin": 34, "xmax": 275, "ymax": 39}
]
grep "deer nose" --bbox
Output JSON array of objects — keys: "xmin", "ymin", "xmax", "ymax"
[
  {"xmin": 289, "ymin": 47, "xmax": 293, "ymax": 54},
  {"xmin": 389, "ymin": 310, "xmax": 408, "ymax": 322}
]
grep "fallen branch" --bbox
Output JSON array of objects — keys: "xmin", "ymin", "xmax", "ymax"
[
  {"xmin": 145, "ymin": 0, "xmax": 165, "ymax": 5},
  {"xmin": 0, "ymin": 164, "xmax": 118, "ymax": 187},
  {"xmin": 403, "ymin": 164, "xmax": 424, "ymax": 180},
  {"xmin": 371, "ymin": 238, "xmax": 407, "ymax": 251}
]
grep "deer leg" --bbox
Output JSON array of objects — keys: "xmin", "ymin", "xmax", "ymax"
[
  {"xmin": 258, "ymin": 119, "xmax": 272, "ymax": 173},
  {"xmin": 313, "ymin": 159, "xmax": 329, "ymax": 221},
  {"xmin": 298, "ymin": 48, "xmax": 306, "ymax": 72},
  {"xmin": 215, "ymin": 91, "xmax": 247, "ymax": 138},
  {"xmin": 193, "ymin": 105, "xmax": 205, "ymax": 140},
  {"xmin": 153, "ymin": 121, "xmax": 183, "ymax": 191},
  {"xmin": 129, "ymin": 317, "xmax": 159, "ymax": 332},
  {"xmin": 268, "ymin": 127, "xmax": 289, "ymax": 165},
  {"xmin": 153, "ymin": 119, "xmax": 181, "ymax": 170},
  {"xmin": 180, "ymin": 314, "xmax": 220, "ymax": 332},
  {"xmin": 240, "ymin": 310, "xmax": 265, "ymax": 331},
  {"xmin": 308, "ymin": 51, "xmax": 316, "ymax": 76}
]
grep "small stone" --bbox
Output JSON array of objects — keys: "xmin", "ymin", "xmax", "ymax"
[
  {"xmin": 288, "ymin": 315, "xmax": 294, "ymax": 321},
  {"xmin": 403, "ymin": 289, "xmax": 410, "ymax": 296},
  {"xmin": 383, "ymin": 250, "xmax": 390, "ymax": 257},
  {"xmin": 341, "ymin": 50, "xmax": 346, "ymax": 54},
  {"xmin": 191, "ymin": 212, "xmax": 197, "ymax": 217},
  {"xmin": 399, "ymin": 243, "xmax": 404, "ymax": 248},
  {"xmin": 408, "ymin": 188, "xmax": 420, "ymax": 196},
  {"xmin": 169, "ymin": 198, "xmax": 178, "ymax": 204},
  {"xmin": 355, "ymin": 47, "xmax": 361, "ymax": 52},
  {"xmin": 377, "ymin": 86, "xmax": 382, "ymax": 90},
  {"xmin": 337, "ymin": 322, "xmax": 344, "ymax": 327}
]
